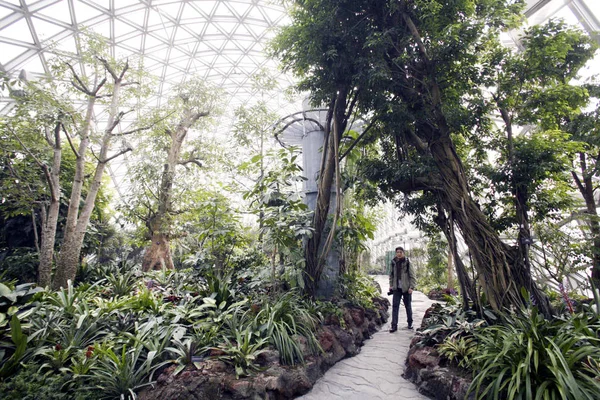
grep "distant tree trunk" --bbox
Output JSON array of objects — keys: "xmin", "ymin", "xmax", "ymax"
[
  {"xmin": 38, "ymin": 122, "xmax": 63, "ymax": 287},
  {"xmin": 54, "ymin": 62, "xmax": 131, "ymax": 289},
  {"xmin": 572, "ymin": 152, "xmax": 600, "ymax": 286},
  {"xmin": 142, "ymin": 108, "xmax": 208, "ymax": 271}
]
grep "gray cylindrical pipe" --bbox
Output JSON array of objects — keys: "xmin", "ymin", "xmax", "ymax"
[{"xmin": 302, "ymin": 128, "xmax": 339, "ymax": 298}]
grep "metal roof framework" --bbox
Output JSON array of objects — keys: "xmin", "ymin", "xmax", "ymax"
[{"xmin": 0, "ymin": 0, "xmax": 599, "ymax": 194}]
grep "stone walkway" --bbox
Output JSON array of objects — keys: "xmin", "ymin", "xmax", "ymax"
[{"xmin": 298, "ymin": 275, "xmax": 435, "ymax": 400}]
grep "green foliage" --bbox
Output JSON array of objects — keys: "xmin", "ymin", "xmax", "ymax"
[
  {"xmin": 0, "ymin": 315, "xmax": 28, "ymax": 378},
  {"xmin": 216, "ymin": 328, "xmax": 268, "ymax": 378},
  {"xmin": 422, "ymin": 234, "xmax": 448, "ymax": 290},
  {"xmin": 85, "ymin": 344, "xmax": 167, "ymax": 400},
  {"xmin": 0, "ymin": 249, "xmax": 39, "ymax": 284},
  {"xmin": 437, "ymin": 335, "xmax": 477, "ymax": 369},
  {"xmin": 335, "ymin": 272, "xmax": 380, "ymax": 310},
  {"xmin": 243, "ymin": 147, "xmax": 313, "ymax": 253},
  {"xmin": 468, "ymin": 307, "xmax": 600, "ymax": 399},
  {"xmin": 0, "ymin": 364, "xmax": 89, "ymax": 400},
  {"xmin": 252, "ymin": 290, "xmax": 321, "ymax": 366}
]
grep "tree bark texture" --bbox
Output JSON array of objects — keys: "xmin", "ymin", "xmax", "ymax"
[
  {"xmin": 383, "ymin": 8, "xmax": 553, "ymax": 316},
  {"xmin": 142, "ymin": 108, "xmax": 207, "ymax": 271},
  {"xmin": 572, "ymin": 152, "xmax": 600, "ymax": 286},
  {"xmin": 38, "ymin": 122, "xmax": 62, "ymax": 287},
  {"xmin": 54, "ymin": 69, "xmax": 123, "ymax": 289}
]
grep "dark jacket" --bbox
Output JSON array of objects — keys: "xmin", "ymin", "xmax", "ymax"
[{"xmin": 389, "ymin": 257, "xmax": 417, "ymax": 292}]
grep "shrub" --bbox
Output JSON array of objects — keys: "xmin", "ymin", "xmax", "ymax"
[
  {"xmin": 336, "ymin": 272, "xmax": 380, "ymax": 310},
  {"xmin": 468, "ymin": 307, "xmax": 600, "ymax": 400}
]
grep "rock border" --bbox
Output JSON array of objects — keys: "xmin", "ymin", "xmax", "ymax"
[
  {"xmin": 140, "ymin": 297, "xmax": 390, "ymax": 400},
  {"xmin": 403, "ymin": 306, "xmax": 474, "ymax": 400}
]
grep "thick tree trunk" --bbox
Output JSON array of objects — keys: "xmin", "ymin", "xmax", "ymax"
[
  {"xmin": 142, "ymin": 231, "xmax": 174, "ymax": 271},
  {"xmin": 429, "ymin": 136, "xmax": 552, "ymax": 316},
  {"xmin": 435, "ymin": 204, "xmax": 477, "ymax": 310},
  {"xmin": 54, "ymin": 72, "xmax": 123, "ymax": 289},
  {"xmin": 387, "ymin": 9, "xmax": 552, "ymax": 316},
  {"xmin": 141, "ymin": 108, "xmax": 206, "ymax": 271},
  {"xmin": 38, "ymin": 205, "xmax": 59, "ymax": 287},
  {"xmin": 38, "ymin": 124, "xmax": 62, "ymax": 287},
  {"xmin": 573, "ymin": 152, "xmax": 600, "ymax": 286}
]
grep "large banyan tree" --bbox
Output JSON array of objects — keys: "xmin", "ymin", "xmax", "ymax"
[{"xmin": 273, "ymin": 0, "xmax": 597, "ymax": 315}]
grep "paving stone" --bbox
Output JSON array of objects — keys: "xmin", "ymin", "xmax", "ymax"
[{"xmin": 298, "ymin": 275, "xmax": 434, "ymax": 400}]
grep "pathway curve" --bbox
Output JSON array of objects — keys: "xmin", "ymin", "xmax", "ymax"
[{"xmin": 298, "ymin": 275, "xmax": 434, "ymax": 400}]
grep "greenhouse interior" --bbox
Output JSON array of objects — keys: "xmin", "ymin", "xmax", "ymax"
[{"xmin": 1, "ymin": 0, "xmax": 600, "ymax": 399}]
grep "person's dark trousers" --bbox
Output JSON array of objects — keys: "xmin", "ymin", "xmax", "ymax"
[{"xmin": 391, "ymin": 289, "xmax": 413, "ymax": 328}]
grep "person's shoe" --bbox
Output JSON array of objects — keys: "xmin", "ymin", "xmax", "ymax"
[
  {"xmin": 405, "ymin": 325, "xmax": 413, "ymax": 330},
  {"xmin": 389, "ymin": 325, "xmax": 397, "ymax": 333}
]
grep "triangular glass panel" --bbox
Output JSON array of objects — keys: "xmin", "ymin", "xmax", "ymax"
[
  {"xmin": 234, "ymin": 24, "xmax": 253, "ymax": 39},
  {"xmin": 147, "ymin": 9, "xmax": 165, "ymax": 27},
  {"xmin": 1, "ymin": 0, "xmax": 19, "ymax": 5},
  {"xmin": 115, "ymin": 0, "xmax": 143, "ymax": 12},
  {"xmin": 0, "ymin": 43, "xmax": 27, "ymax": 66},
  {"xmin": 90, "ymin": 20, "xmax": 110, "ymax": 40},
  {"xmin": 121, "ymin": 6, "xmax": 147, "ymax": 27},
  {"xmin": 214, "ymin": 2, "xmax": 233, "ymax": 17},
  {"xmin": 94, "ymin": 0, "xmax": 110, "ymax": 11},
  {"xmin": 236, "ymin": 39, "xmax": 256, "ymax": 51},
  {"xmin": 31, "ymin": 17, "xmax": 66, "ymax": 41},
  {"xmin": 53, "ymin": 35, "xmax": 77, "ymax": 55},
  {"xmin": 196, "ymin": 1, "xmax": 218, "ymax": 17},
  {"xmin": 20, "ymin": 54, "xmax": 46, "ymax": 75},
  {"xmin": 150, "ymin": 46, "xmax": 170, "ymax": 61},
  {"xmin": 204, "ymin": 23, "xmax": 220, "ymax": 35},
  {"xmin": 180, "ymin": 3, "xmax": 205, "ymax": 21},
  {"xmin": 144, "ymin": 34, "xmax": 164, "ymax": 50},
  {"xmin": 216, "ymin": 22, "xmax": 238, "ymax": 35},
  {"xmin": 165, "ymin": 65, "xmax": 184, "ymax": 80},
  {"xmin": 223, "ymin": 40, "xmax": 240, "ymax": 50},
  {"xmin": 208, "ymin": 39, "xmax": 226, "ymax": 50},
  {"xmin": 245, "ymin": 23, "xmax": 265, "ymax": 38},
  {"xmin": 73, "ymin": 0, "xmax": 105, "ymax": 24},
  {"xmin": 37, "ymin": 1, "xmax": 73, "ymax": 25},
  {"xmin": 158, "ymin": 3, "xmax": 181, "ymax": 21},
  {"xmin": 169, "ymin": 47, "xmax": 187, "ymax": 61},
  {"xmin": 2, "ymin": 18, "xmax": 35, "ymax": 44},
  {"xmin": 150, "ymin": 26, "xmax": 174, "ymax": 42},
  {"xmin": 228, "ymin": 1, "xmax": 252, "ymax": 18},
  {"xmin": 114, "ymin": 19, "xmax": 138, "ymax": 37},
  {"xmin": 0, "ymin": 7, "xmax": 11, "ymax": 20},
  {"xmin": 120, "ymin": 34, "xmax": 142, "ymax": 51},
  {"xmin": 246, "ymin": 6, "xmax": 265, "ymax": 22},
  {"xmin": 174, "ymin": 26, "xmax": 196, "ymax": 42}
]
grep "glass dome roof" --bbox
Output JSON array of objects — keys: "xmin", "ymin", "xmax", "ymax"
[
  {"xmin": 0, "ymin": 0, "xmax": 293, "ymax": 115},
  {"xmin": 0, "ymin": 1, "xmax": 598, "ymax": 194},
  {"xmin": 0, "ymin": 1, "xmax": 598, "ymax": 114}
]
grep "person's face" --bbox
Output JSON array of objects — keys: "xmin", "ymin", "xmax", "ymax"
[{"xmin": 396, "ymin": 249, "xmax": 404, "ymax": 258}]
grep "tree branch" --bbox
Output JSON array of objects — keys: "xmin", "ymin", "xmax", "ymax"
[
  {"xmin": 340, "ymin": 117, "xmax": 377, "ymax": 161},
  {"xmin": 63, "ymin": 124, "xmax": 80, "ymax": 159},
  {"xmin": 101, "ymin": 147, "xmax": 133, "ymax": 164}
]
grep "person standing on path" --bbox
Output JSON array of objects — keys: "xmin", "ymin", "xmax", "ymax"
[{"xmin": 389, "ymin": 246, "xmax": 417, "ymax": 332}]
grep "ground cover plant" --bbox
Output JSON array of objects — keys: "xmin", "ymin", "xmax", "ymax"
[
  {"xmin": 416, "ymin": 285, "xmax": 600, "ymax": 400},
  {"xmin": 0, "ymin": 256, "xmax": 385, "ymax": 399}
]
